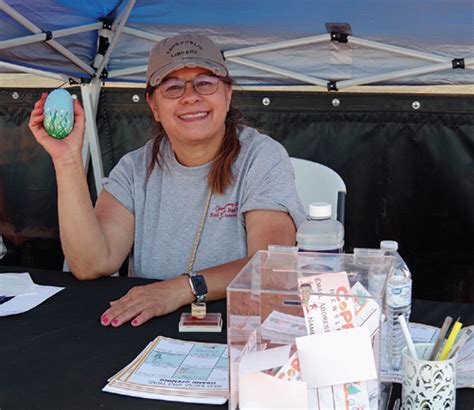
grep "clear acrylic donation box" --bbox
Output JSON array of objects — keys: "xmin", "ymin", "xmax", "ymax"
[{"xmin": 226, "ymin": 246, "xmax": 393, "ymax": 410}]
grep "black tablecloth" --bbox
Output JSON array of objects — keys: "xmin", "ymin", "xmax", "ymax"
[{"xmin": 1, "ymin": 267, "xmax": 473, "ymax": 410}]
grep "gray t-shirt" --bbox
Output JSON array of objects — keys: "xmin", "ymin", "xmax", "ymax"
[{"xmin": 102, "ymin": 126, "xmax": 305, "ymax": 279}]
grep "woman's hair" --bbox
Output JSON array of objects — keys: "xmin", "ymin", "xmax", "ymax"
[{"xmin": 145, "ymin": 76, "xmax": 244, "ymax": 195}]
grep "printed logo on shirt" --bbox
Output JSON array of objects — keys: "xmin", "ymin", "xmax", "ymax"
[{"xmin": 210, "ymin": 202, "xmax": 238, "ymax": 219}]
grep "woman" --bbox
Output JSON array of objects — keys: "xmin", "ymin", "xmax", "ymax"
[{"xmin": 29, "ymin": 33, "xmax": 305, "ymax": 327}]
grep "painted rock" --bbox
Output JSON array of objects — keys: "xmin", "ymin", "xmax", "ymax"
[{"xmin": 43, "ymin": 89, "xmax": 74, "ymax": 139}]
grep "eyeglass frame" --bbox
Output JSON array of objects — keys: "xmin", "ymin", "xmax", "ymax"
[
  {"xmin": 152, "ymin": 75, "xmax": 225, "ymax": 99},
  {"xmin": 155, "ymin": 74, "xmax": 226, "ymax": 100}
]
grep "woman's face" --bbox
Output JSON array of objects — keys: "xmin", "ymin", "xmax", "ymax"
[{"xmin": 146, "ymin": 67, "xmax": 232, "ymax": 151}]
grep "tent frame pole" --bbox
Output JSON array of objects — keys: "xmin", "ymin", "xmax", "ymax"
[
  {"xmin": 227, "ymin": 56, "xmax": 328, "ymax": 87},
  {"xmin": 63, "ymin": 79, "xmax": 102, "ymax": 272},
  {"xmin": 94, "ymin": 0, "xmax": 136, "ymax": 80},
  {"xmin": 108, "ymin": 65, "xmax": 148, "ymax": 79},
  {"xmin": 0, "ymin": 61, "xmax": 79, "ymax": 83},
  {"xmin": 0, "ymin": 0, "xmax": 95, "ymax": 75},
  {"xmin": 81, "ymin": 80, "xmax": 104, "ymax": 196},
  {"xmin": 338, "ymin": 58, "xmax": 473, "ymax": 89},
  {"xmin": 350, "ymin": 37, "xmax": 450, "ymax": 63},
  {"xmin": 122, "ymin": 26, "xmax": 164, "ymax": 42},
  {"xmin": 0, "ymin": 22, "xmax": 102, "ymax": 50},
  {"xmin": 224, "ymin": 34, "xmax": 329, "ymax": 58}
]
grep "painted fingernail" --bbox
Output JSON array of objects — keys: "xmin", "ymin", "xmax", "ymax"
[
  {"xmin": 131, "ymin": 319, "xmax": 138, "ymax": 326},
  {"xmin": 112, "ymin": 319, "xmax": 119, "ymax": 325},
  {"xmin": 101, "ymin": 315, "xmax": 109, "ymax": 324}
]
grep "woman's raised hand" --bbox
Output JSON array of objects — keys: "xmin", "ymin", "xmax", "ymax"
[{"xmin": 28, "ymin": 92, "xmax": 85, "ymax": 164}]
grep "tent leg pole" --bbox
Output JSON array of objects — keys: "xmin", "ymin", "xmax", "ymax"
[{"xmin": 63, "ymin": 79, "xmax": 103, "ymax": 272}]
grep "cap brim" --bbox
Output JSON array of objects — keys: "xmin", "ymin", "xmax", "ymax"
[{"xmin": 148, "ymin": 58, "xmax": 228, "ymax": 86}]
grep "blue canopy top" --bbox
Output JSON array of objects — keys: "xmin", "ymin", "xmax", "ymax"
[{"xmin": 1, "ymin": 0, "xmax": 473, "ymax": 86}]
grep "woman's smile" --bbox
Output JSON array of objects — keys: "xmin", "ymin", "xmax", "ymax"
[{"xmin": 177, "ymin": 111, "xmax": 210, "ymax": 121}]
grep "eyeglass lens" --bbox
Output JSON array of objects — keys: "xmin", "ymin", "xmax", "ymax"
[{"xmin": 159, "ymin": 76, "xmax": 220, "ymax": 99}]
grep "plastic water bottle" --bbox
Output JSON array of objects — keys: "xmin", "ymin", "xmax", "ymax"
[
  {"xmin": 296, "ymin": 202, "xmax": 344, "ymax": 252},
  {"xmin": 382, "ymin": 240, "xmax": 412, "ymax": 370}
]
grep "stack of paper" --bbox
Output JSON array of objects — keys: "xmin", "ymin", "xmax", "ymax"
[
  {"xmin": 0, "ymin": 272, "xmax": 64, "ymax": 316},
  {"xmin": 261, "ymin": 310, "xmax": 306, "ymax": 344},
  {"xmin": 103, "ymin": 336, "xmax": 229, "ymax": 404}
]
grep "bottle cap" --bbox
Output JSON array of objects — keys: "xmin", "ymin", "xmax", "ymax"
[
  {"xmin": 380, "ymin": 240, "xmax": 398, "ymax": 251},
  {"xmin": 308, "ymin": 202, "xmax": 332, "ymax": 219}
]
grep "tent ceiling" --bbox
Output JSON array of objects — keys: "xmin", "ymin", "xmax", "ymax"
[{"xmin": 1, "ymin": 0, "xmax": 473, "ymax": 87}]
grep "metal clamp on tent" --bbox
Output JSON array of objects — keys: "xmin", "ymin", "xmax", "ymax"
[
  {"xmin": 97, "ymin": 23, "xmax": 112, "ymax": 55},
  {"xmin": 101, "ymin": 19, "xmax": 113, "ymax": 31},
  {"xmin": 330, "ymin": 32, "xmax": 349, "ymax": 44},
  {"xmin": 327, "ymin": 81, "xmax": 338, "ymax": 91},
  {"xmin": 99, "ymin": 69, "xmax": 108, "ymax": 80},
  {"xmin": 93, "ymin": 19, "xmax": 114, "ymax": 73},
  {"xmin": 325, "ymin": 23, "xmax": 352, "ymax": 43},
  {"xmin": 452, "ymin": 58, "xmax": 465, "ymax": 69},
  {"xmin": 42, "ymin": 30, "xmax": 53, "ymax": 42}
]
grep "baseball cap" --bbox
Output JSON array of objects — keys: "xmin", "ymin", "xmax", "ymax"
[{"xmin": 146, "ymin": 33, "xmax": 228, "ymax": 87}]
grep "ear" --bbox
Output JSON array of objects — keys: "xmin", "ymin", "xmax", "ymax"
[
  {"xmin": 146, "ymin": 93, "xmax": 161, "ymax": 122},
  {"xmin": 223, "ymin": 84, "xmax": 232, "ymax": 113}
]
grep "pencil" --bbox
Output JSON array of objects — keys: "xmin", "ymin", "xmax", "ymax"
[
  {"xmin": 447, "ymin": 327, "xmax": 472, "ymax": 359},
  {"xmin": 437, "ymin": 320, "xmax": 463, "ymax": 361},
  {"xmin": 429, "ymin": 316, "xmax": 453, "ymax": 360}
]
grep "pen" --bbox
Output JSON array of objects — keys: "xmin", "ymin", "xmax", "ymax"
[
  {"xmin": 437, "ymin": 319, "xmax": 463, "ymax": 361},
  {"xmin": 398, "ymin": 315, "xmax": 418, "ymax": 359},
  {"xmin": 447, "ymin": 327, "xmax": 472, "ymax": 359},
  {"xmin": 429, "ymin": 316, "xmax": 453, "ymax": 360}
]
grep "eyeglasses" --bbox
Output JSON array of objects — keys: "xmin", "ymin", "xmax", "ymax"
[{"xmin": 158, "ymin": 75, "xmax": 221, "ymax": 99}]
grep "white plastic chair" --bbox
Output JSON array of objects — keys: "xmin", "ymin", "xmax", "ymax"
[{"xmin": 290, "ymin": 157, "xmax": 347, "ymax": 224}]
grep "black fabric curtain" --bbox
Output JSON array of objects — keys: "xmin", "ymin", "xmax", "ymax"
[{"xmin": 1, "ymin": 87, "xmax": 473, "ymax": 303}]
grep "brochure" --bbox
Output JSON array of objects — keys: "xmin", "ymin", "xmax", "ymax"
[{"xmin": 103, "ymin": 336, "xmax": 229, "ymax": 404}]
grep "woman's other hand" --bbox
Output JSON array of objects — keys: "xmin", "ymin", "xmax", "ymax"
[
  {"xmin": 100, "ymin": 276, "xmax": 194, "ymax": 327},
  {"xmin": 28, "ymin": 92, "xmax": 85, "ymax": 163}
]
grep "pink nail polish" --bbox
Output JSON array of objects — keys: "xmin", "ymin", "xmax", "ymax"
[
  {"xmin": 101, "ymin": 315, "xmax": 109, "ymax": 324},
  {"xmin": 112, "ymin": 319, "xmax": 119, "ymax": 325},
  {"xmin": 132, "ymin": 319, "xmax": 138, "ymax": 326}
]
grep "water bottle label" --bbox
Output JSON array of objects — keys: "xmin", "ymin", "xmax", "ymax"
[{"xmin": 387, "ymin": 283, "xmax": 412, "ymax": 307}]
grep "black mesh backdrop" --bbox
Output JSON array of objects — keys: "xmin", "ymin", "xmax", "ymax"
[{"xmin": 1, "ymin": 87, "xmax": 473, "ymax": 302}]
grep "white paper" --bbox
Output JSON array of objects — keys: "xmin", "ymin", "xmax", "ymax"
[
  {"xmin": 0, "ymin": 272, "xmax": 36, "ymax": 296},
  {"xmin": 103, "ymin": 384, "xmax": 227, "ymax": 404},
  {"xmin": 240, "ymin": 371, "xmax": 308, "ymax": 409},
  {"xmin": 240, "ymin": 345, "xmax": 291, "ymax": 374},
  {"xmin": 296, "ymin": 326, "xmax": 377, "ymax": 388},
  {"xmin": 124, "ymin": 338, "xmax": 228, "ymax": 389},
  {"xmin": 308, "ymin": 381, "xmax": 373, "ymax": 410},
  {"xmin": 380, "ymin": 322, "xmax": 474, "ymax": 388},
  {"xmin": 297, "ymin": 273, "xmax": 372, "ymax": 408},
  {"xmin": 352, "ymin": 281, "xmax": 381, "ymax": 339},
  {"xmin": 0, "ymin": 283, "xmax": 64, "ymax": 316},
  {"xmin": 261, "ymin": 310, "xmax": 306, "ymax": 344},
  {"xmin": 104, "ymin": 336, "xmax": 229, "ymax": 404}
]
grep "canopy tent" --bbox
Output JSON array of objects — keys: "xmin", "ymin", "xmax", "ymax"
[
  {"xmin": 1, "ymin": 0, "xmax": 473, "ymax": 87},
  {"xmin": 1, "ymin": 0, "xmax": 473, "ymax": 191},
  {"xmin": 0, "ymin": 1, "xmax": 473, "ymax": 302}
]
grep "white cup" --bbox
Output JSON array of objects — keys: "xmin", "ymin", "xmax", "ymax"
[{"xmin": 401, "ymin": 342, "xmax": 456, "ymax": 409}]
